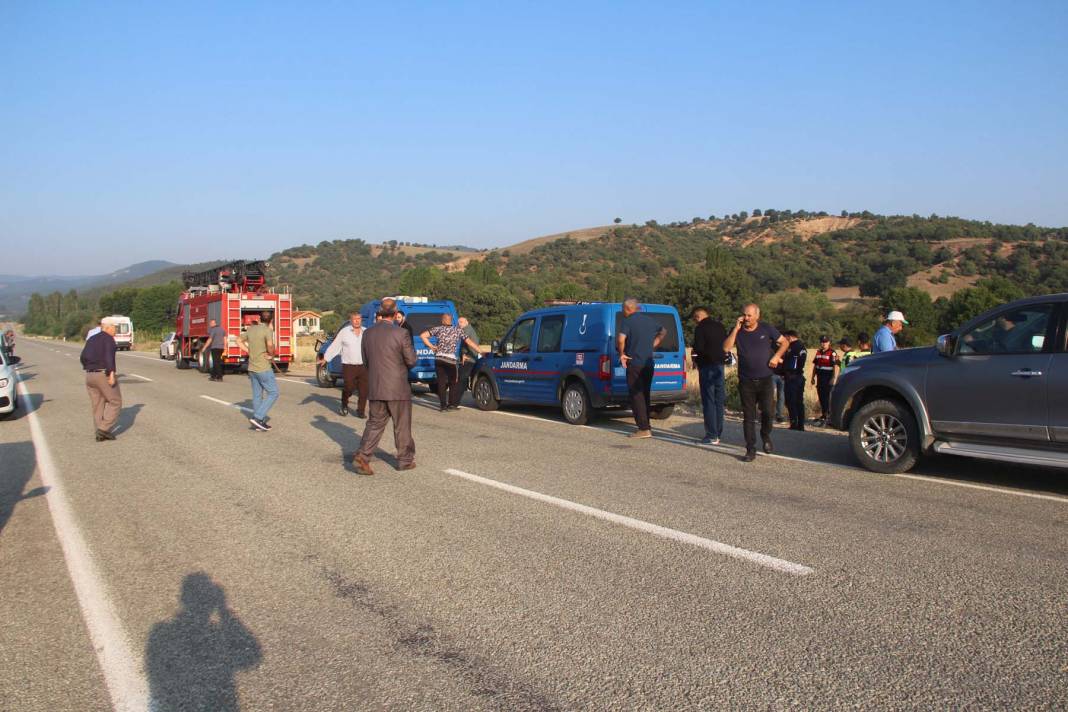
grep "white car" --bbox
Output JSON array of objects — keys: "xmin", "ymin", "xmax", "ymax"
[
  {"xmin": 160, "ymin": 331, "xmax": 178, "ymax": 360},
  {"xmin": 0, "ymin": 349, "xmax": 19, "ymax": 418}
]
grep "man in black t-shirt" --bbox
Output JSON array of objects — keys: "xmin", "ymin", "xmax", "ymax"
[
  {"xmin": 691, "ymin": 307, "xmax": 727, "ymax": 444},
  {"xmin": 617, "ymin": 298, "xmax": 666, "ymax": 438},
  {"xmin": 723, "ymin": 303, "xmax": 790, "ymax": 461}
]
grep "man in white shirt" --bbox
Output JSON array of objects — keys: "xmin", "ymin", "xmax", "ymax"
[{"xmin": 318, "ymin": 311, "xmax": 368, "ymax": 417}]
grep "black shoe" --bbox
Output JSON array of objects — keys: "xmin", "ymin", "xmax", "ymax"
[
  {"xmin": 96, "ymin": 429, "xmax": 116, "ymax": 441},
  {"xmin": 355, "ymin": 411, "xmax": 366, "ymax": 419},
  {"xmin": 339, "ymin": 406, "xmax": 349, "ymax": 416},
  {"xmin": 763, "ymin": 440, "xmax": 773, "ymax": 454},
  {"xmin": 448, "ymin": 405, "xmax": 460, "ymax": 410},
  {"xmin": 249, "ymin": 417, "xmax": 270, "ymax": 431},
  {"xmin": 742, "ymin": 450, "xmax": 757, "ymax": 462},
  {"xmin": 439, "ymin": 405, "xmax": 448, "ymax": 412},
  {"xmin": 775, "ymin": 416, "xmax": 785, "ymax": 423}
]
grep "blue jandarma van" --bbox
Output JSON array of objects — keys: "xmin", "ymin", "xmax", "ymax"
[
  {"xmin": 316, "ymin": 296, "xmax": 459, "ymax": 388},
  {"xmin": 471, "ymin": 302, "xmax": 687, "ymax": 424}
]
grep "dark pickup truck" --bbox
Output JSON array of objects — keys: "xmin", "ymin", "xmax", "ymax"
[{"xmin": 830, "ymin": 294, "xmax": 1068, "ymax": 473}]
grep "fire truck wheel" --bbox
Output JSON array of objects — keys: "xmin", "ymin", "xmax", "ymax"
[{"xmin": 197, "ymin": 350, "xmax": 209, "ymax": 373}]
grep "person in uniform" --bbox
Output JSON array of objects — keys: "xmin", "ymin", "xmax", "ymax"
[{"xmin": 810, "ymin": 335, "xmax": 840, "ymax": 427}]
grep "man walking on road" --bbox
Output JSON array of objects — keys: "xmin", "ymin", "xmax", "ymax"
[
  {"xmin": 206, "ymin": 319, "xmax": 227, "ymax": 382},
  {"xmin": 723, "ymin": 303, "xmax": 789, "ymax": 461},
  {"xmin": 238, "ymin": 311, "xmax": 278, "ymax": 432},
  {"xmin": 355, "ymin": 306, "xmax": 418, "ymax": 474},
  {"xmin": 80, "ymin": 321, "xmax": 122, "ymax": 441},
  {"xmin": 690, "ymin": 307, "xmax": 726, "ymax": 444},
  {"xmin": 873, "ymin": 311, "xmax": 907, "ymax": 353},
  {"xmin": 318, "ymin": 312, "xmax": 368, "ymax": 418},
  {"xmin": 618, "ymin": 298, "xmax": 666, "ymax": 439}
]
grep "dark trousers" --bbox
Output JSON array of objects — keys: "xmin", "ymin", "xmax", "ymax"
[
  {"xmin": 784, "ymin": 374, "xmax": 806, "ymax": 429},
  {"xmin": 210, "ymin": 348, "xmax": 224, "ymax": 379},
  {"xmin": 697, "ymin": 363, "xmax": 725, "ymax": 439},
  {"xmin": 458, "ymin": 359, "xmax": 476, "ymax": 397},
  {"xmin": 435, "ymin": 361, "xmax": 461, "ymax": 408},
  {"xmin": 739, "ymin": 375, "xmax": 775, "ymax": 452},
  {"xmin": 627, "ymin": 362, "xmax": 654, "ymax": 431},
  {"xmin": 358, "ymin": 400, "xmax": 415, "ymax": 467},
  {"xmin": 771, "ymin": 373, "xmax": 785, "ymax": 419},
  {"xmin": 816, "ymin": 374, "xmax": 834, "ymax": 418},
  {"xmin": 342, "ymin": 364, "xmax": 369, "ymax": 414}
]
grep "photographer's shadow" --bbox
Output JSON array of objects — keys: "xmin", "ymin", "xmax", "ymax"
[{"xmin": 146, "ymin": 573, "xmax": 262, "ymax": 712}]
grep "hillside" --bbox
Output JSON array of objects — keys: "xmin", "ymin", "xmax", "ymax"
[{"xmin": 0, "ymin": 260, "xmax": 176, "ymax": 316}]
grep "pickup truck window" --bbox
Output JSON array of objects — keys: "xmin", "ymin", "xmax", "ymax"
[{"xmin": 958, "ymin": 304, "xmax": 1054, "ymax": 355}]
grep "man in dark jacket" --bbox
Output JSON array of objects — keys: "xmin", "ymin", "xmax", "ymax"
[
  {"xmin": 80, "ymin": 322, "xmax": 123, "ymax": 441},
  {"xmin": 690, "ymin": 307, "xmax": 727, "ymax": 444},
  {"xmin": 354, "ymin": 306, "xmax": 418, "ymax": 474},
  {"xmin": 781, "ymin": 331, "xmax": 807, "ymax": 431}
]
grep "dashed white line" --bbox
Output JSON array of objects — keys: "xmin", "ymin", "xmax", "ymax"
[
  {"xmin": 124, "ymin": 373, "xmax": 153, "ymax": 382},
  {"xmin": 443, "ymin": 468, "xmax": 815, "ymax": 576},
  {"xmin": 199, "ymin": 394, "xmax": 253, "ymax": 413},
  {"xmin": 15, "ymin": 372, "xmax": 151, "ymax": 712}
]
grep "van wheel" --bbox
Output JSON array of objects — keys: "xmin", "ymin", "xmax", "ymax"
[
  {"xmin": 649, "ymin": 404, "xmax": 675, "ymax": 420},
  {"xmin": 316, "ymin": 362, "xmax": 335, "ymax": 388},
  {"xmin": 561, "ymin": 382, "xmax": 592, "ymax": 425},
  {"xmin": 473, "ymin": 376, "xmax": 499, "ymax": 411},
  {"xmin": 849, "ymin": 399, "xmax": 920, "ymax": 474}
]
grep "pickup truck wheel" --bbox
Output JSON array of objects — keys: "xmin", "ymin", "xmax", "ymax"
[
  {"xmin": 561, "ymin": 382, "xmax": 592, "ymax": 425},
  {"xmin": 316, "ymin": 362, "xmax": 335, "ymax": 388},
  {"xmin": 850, "ymin": 399, "xmax": 920, "ymax": 474},
  {"xmin": 473, "ymin": 375, "xmax": 499, "ymax": 411},
  {"xmin": 649, "ymin": 404, "xmax": 675, "ymax": 420}
]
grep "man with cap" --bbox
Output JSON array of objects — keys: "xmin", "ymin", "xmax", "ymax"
[
  {"xmin": 838, "ymin": 337, "xmax": 855, "ymax": 367},
  {"xmin": 873, "ymin": 311, "xmax": 908, "ymax": 354},
  {"xmin": 781, "ymin": 330, "xmax": 807, "ymax": 431},
  {"xmin": 810, "ymin": 335, "xmax": 840, "ymax": 427}
]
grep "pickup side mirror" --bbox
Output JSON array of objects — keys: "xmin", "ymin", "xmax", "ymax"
[{"xmin": 936, "ymin": 333, "xmax": 955, "ymax": 357}]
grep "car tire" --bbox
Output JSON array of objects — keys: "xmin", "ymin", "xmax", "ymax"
[
  {"xmin": 561, "ymin": 381, "xmax": 592, "ymax": 425},
  {"xmin": 649, "ymin": 404, "xmax": 675, "ymax": 420},
  {"xmin": 473, "ymin": 375, "xmax": 499, "ymax": 412},
  {"xmin": 316, "ymin": 361, "xmax": 334, "ymax": 388},
  {"xmin": 849, "ymin": 398, "xmax": 921, "ymax": 474}
]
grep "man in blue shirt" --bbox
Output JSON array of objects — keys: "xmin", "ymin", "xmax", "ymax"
[
  {"xmin": 80, "ymin": 322, "xmax": 123, "ymax": 441},
  {"xmin": 873, "ymin": 310, "xmax": 908, "ymax": 353},
  {"xmin": 617, "ymin": 298, "xmax": 666, "ymax": 439}
]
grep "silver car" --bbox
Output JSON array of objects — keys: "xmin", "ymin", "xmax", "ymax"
[
  {"xmin": 159, "ymin": 331, "xmax": 179, "ymax": 360},
  {"xmin": 831, "ymin": 294, "xmax": 1068, "ymax": 473}
]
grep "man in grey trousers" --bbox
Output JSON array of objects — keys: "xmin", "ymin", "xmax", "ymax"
[
  {"xmin": 354, "ymin": 306, "xmax": 418, "ymax": 475},
  {"xmin": 80, "ymin": 321, "xmax": 122, "ymax": 441}
]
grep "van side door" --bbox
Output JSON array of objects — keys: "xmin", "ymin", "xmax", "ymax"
[
  {"xmin": 531, "ymin": 314, "xmax": 566, "ymax": 403},
  {"xmin": 494, "ymin": 317, "xmax": 537, "ymax": 402}
]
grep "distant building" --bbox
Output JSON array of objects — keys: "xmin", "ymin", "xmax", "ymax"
[{"xmin": 293, "ymin": 310, "xmax": 322, "ymax": 335}]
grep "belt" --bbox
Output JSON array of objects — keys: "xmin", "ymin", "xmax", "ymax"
[{"xmin": 85, "ymin": 369, "xmax": 107, "ymax": 373}]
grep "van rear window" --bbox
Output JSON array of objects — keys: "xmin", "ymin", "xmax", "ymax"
[
  {"xmin": 407, "ymin": 313, "xmax": 447, "ymax": 334},
  {"xmin": 614, "ymin": 313, "xmax": 680, "ymax": 352}
]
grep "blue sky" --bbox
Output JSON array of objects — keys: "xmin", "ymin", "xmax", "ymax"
[{"xmin": 2, "ymin": 1, "xmax": 1066, "ymax": 275}]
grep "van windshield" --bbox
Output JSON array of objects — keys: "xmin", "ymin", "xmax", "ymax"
[
  {"xmin": 614, "ymin": 312, "xmax": 680, "ymax": 352},
  {"xmin": 406, "ymin": 313, "xmax": 448, "ymax": 335}
]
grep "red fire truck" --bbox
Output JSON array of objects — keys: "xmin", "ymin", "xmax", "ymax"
[{"xmin": 173, "ymin": 260, "xmax": 294, "ymax": 373}]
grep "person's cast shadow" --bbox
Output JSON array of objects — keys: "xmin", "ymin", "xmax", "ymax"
[
  {"xmin": 145, "ymin": 573, "xmax": 262, "ymax": 712},
  {"xmin": 0, "ymin": 441, "xmax": 48, "ymax": 538}
]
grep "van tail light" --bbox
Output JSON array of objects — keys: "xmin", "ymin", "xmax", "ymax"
[{"xmin": 598, "ymin": 355, "xmax": 611, "ymax": 380}]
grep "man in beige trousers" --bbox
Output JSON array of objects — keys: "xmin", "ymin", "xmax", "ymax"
[
  {"xmin": 80, "ymin": 321, "xmax": 122, "ymax": 441},
  {"xmin": 354, "ymin": 306, "xmax": 417, "ymax": 475}
]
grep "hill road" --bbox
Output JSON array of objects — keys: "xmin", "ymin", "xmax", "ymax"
[{"xmin": 2, "ymin": 338, "xmax": 1067, "ymax": 711}]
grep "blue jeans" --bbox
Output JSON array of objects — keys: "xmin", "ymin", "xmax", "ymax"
[
  {"xmin": 771, "ymin": 373, "xmax": 785, "ymax": 419},
  {"xmin": 698, "ymin": 363, "xmax": 725, "ymax": 439},
  {"xmin": 248, "ymin": 369, "xmax": 279, "ymax": 421}
]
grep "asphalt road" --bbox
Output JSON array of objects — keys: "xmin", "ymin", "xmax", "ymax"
[{"xmin": 2, "ymin": 338, "xmax": 1067, "ymax": 711}]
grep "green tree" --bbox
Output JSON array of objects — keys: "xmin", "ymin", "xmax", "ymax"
[
  {"xmin": 881, "ymin": 286, "xmax": 937, "ymax": 346},
  {"xmin": 131, "ymin": 282, "xmax": 183, "ymax": 333}
]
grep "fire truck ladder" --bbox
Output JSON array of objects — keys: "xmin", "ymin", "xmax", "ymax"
[{"xmin": 182, "ymin": 260, "xmax": 269, "ymax": 293}]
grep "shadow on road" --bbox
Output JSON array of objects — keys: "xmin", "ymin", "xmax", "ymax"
[
  {"xmin": 0, "ymin": 441, "xmax": 48, "ymax": 538},
  {"xmin": 146, "ymin": 573, "xmax": 262, "ymax": 712},
  {"xmin": 300, "ymin": 392, "xmax": 340, "ymax": 415},
  {"xmin": 114, "ymin": 403, "xmax": 144, "ymax": 434},
  {"xmin": 1, "ymin": 392, "xmax": 46, "ymax": 422},
  {"xmin": 309, "ymin": 414, "xmax": 365, "ymax": 472}
]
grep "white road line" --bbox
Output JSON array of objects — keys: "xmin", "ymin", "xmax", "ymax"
[
  {"xmin": 199, "ymin": 394, "xmax": 254, "ymax": 413},
  {"xmin": 124, "ymin": 373, "xmax": 153, "ymax": 382},
  {"xmin": 443, "ymin": 468, "xmax": 815, "ymax": 577},
  {"xmin": 277, "ymin": 377, "xmax": 315, "ymax": 386},
  {"xmin": 888, "ymin": 472, "xmax": 1068, "ymax": 504},
  {"xmin": 15, "ymin": 373, "xmax": 151, "ymax": 712}
]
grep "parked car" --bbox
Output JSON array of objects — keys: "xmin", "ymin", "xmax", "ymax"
[
  {"xmin": 830, "ymin": 294, "xmax": 1068, "ymax": 473},
  {"xmin": 159, "ymin": 331, "xmax": 179, "ymax": 360},
  {"xmin": 0, "ymin": 348, "xmax": 21, "ymax": 419},
  {"xmin": 471, "ymin": 302, "xmax": 687, "ymax": 425},
  {"xmin": 315, "ymin": 297, "xmax": 460, "ymax": 389}
]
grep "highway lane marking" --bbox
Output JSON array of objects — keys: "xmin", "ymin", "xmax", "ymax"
[
  {"xmin": 444, "ymin": 468, "xmax": 815, "ymax": 576},
  {"xmin": 15, "ymin": 372, "xmax": 151, "ymax": 712},
  {"xmin": 124, "ymin": 373, "xmax": 153, "ymax": 382},
  {"xmin": 200, "ymin": 394, "xmax": 254, "ymax": 414}
]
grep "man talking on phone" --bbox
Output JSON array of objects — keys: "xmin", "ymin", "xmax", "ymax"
[{"xmin": 723, "ymin": 303, "xmax": 790, "ymax": 461}]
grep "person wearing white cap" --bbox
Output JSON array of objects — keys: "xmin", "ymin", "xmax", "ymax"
[{"xmin": 873, "ymin": 310, "xmax": 908, "ymax": 353}]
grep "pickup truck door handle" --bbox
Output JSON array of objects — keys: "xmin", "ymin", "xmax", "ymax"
[{"xmin": 1011, "ymin": 369, "xmax": 1043, "ymax": 377}]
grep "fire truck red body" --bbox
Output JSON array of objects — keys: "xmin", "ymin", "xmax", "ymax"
[{"xmin": 173, "ymin": 260, "xmax": 294, "ymax": 373}]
